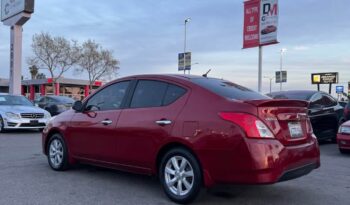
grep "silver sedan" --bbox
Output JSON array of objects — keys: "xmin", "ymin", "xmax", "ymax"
[{"xmin": 0, "ymin": 94, "xmax": 51, "ymax": 132}]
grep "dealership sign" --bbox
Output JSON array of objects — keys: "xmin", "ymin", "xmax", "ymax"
[
  {"xmin": 1, "ymin": 0, "xmax": 34, "ymax": 21},
  {"xmin": 178, "ymin": 52, "xmax": 191, "ymax": 71},
  {"xmin": 275, "ymin": 71, "xmax": 287, "ymax": 83},
  {"xmin": 311, "ymin": 73, "xmax": 338, "ymax": 84},
  {"xmin": 243, "ymin": 0, "xmax": 279, "ymax": 48}
]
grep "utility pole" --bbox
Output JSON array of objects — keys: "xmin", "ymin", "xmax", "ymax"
[
  {"xmin": 279, "ymin": 48, "xmax": 287, "ymax": 91},
  {"xmin": 184, "ymin": 18, "xmax": 191, "ymax": 75}
]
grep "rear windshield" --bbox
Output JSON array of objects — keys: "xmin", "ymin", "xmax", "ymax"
[
  {"xmin": 192, "ymin": 78, "xmax": 270, "ymax": 100},
  {"xmin": 268, "ymin": 93, "xmax": 313, "ymax": 100}
]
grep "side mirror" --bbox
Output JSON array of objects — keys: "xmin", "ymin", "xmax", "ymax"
[{"xmin": 72, "ymin": 101, "xmax": 83, "ymax": 112}]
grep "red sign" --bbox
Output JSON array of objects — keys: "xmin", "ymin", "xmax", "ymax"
[
  {"xmin": 243, "ymin": 0, "xmax": 260, "ymax": 49},
  {"xmin": 94, "ymin": 81, "xmax": 102, "ymax": 86},
  {"xmin": 243, "ymin": 0, "xmax": 279, "ymax": 49}
]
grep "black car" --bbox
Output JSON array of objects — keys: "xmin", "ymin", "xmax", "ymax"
[
  {"xmin": 268, "ymin": 90, "xmax": 345, "ymax": 141},
  {"xmin": 38, "ymin": 96, "xmax": 75, "ymax": 116},
  {"xmin": 344, "ymin": 101, "xmax": 350, "ymax": 121}
]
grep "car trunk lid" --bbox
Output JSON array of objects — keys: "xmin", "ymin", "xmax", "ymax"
[{"xmin": 245, "ymin": 99, "xmax": 312, "ymax": 146}]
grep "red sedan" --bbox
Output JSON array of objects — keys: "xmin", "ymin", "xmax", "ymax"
[
  {"xmin": 337, "ymin": 120, "xmax": 350, "ymax": 154},
  {"xmin": 42, "ymin": 75, "xmax": 320, "ymax": 203}
]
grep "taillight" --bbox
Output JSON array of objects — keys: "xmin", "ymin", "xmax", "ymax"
[{"xmin": 219, "ymin": 112, "xmax": 274, "ymax": 139}]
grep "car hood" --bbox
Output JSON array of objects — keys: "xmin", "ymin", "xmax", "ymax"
[
  {"xmin": 342, "ymin": 120, "xmax": 350, "ymax": 127},
  {"xmin": 0, "ymin": 105, "xmax": 48, "ymax": 114}
]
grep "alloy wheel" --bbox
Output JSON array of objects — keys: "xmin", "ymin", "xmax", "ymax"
[
  {"xmin": 164, "ymin": 156, "xmax": 194, "ymax": 196},
  {"xmin": 49, "ymin": 139, "xmax": 64, "ymax": 168}
]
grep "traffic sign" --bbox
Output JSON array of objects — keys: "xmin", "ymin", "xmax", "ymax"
[
  {"xmin": 336, "ymin": 86, "xmax": 344, "ymax": 94},
  {"xmin": 178, "ymin": 52, "xmax": 191, "ymax": 71},
  {"xmin": 275, "ymin": 71, "xmax": 287, "ymax": 83}
]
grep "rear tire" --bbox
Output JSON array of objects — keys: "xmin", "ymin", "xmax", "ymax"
[
  {"xmin": 340, "ymin": 149, "xmax": 350, "ymax": 154},
  {"xmin": 47, "ymin": 133, "xmax": 70, "ymax": 171},
  {"xmin": 159, "ymin": 148, "xmax": 202, "ymax": 204}
]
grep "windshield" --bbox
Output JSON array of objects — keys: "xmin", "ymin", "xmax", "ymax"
[
  {"xmin": 192, "ymin": 78, "xmax": 270, "ymax": 100},
  {"xmin": 0, "ymin": 95, "xmax": 33, "ymax": 106}
]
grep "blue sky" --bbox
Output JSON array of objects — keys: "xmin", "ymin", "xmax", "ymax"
[{"xmin": 0, "ymin": 0, "xmax": 349, "ymax": 94}]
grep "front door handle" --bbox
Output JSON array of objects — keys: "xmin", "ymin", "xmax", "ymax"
[
  {"xmin": 101, "ymin": 120, "xmax": 113, "ymax": 125},
  {"xmin": 155, "ymin": 120, "xmax": 172, "ymax": 126}
]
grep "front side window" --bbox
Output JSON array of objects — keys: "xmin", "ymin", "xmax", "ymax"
[
  {"xmin": 85, "ymin": 81, "xmax": 130, "ymax": 111},
  {"xmin": 321, "ymin": 95, "xmax": 337, "ymax": 107}
]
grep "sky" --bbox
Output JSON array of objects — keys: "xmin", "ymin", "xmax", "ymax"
[{"xmin": 0, "ymin": 0, "xmax": 349, "ymax": 94}]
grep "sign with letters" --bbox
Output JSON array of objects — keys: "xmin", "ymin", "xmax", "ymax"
[
  {"xmin": 243, "ymin": 0, "xmax": 279, "ymax": 48},
  {"xmin": 1, "ymin": 0, "xmax": 34, "ymax": 21},
  {"xmin": 311, "ymin": 73, "xmax": 338, "ymax": 84}
]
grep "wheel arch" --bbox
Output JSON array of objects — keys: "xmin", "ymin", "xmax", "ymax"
[
  {"xmin": 155, "ymin": 141, "xmax": 214, "ymax": 187},
  {"xmin": 44, "ymin": 128, "xmax": 64, "ymax": 155}
]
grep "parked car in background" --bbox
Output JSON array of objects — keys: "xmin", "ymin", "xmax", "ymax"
[
  {"xmin": 43, "ymin": 75, "xmax": 320, "ymax": 203},
  {"xmin": 37, "ymin": 96, "xmax": 75, "ymax": 116},
  {"xmin": 337, "ymin": 120, "xmax": 350, "ymax": 154},
  {"xmin": 268, "ymin": 90, "xmax": 345, "ymax": 141},
  {"xmin": 344, "ymin": 101, "xmax": 350, "ymax": 121},
  {"xmin": 0, "ymin": 94, "xmax": 51, "ymax": 132}
]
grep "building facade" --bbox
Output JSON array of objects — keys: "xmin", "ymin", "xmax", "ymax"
[{"xmin": 0, "ymin": 77, "xmax": 102, "ymax": 100}]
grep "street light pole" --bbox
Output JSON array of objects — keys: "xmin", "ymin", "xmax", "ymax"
[
  {"xmin": 184, "ymin": 18, "xmax": 191, "ymax": 75},
  {"xmin": 279, "ymin": 48, "xmax": 287, "ymax": 91},
  {"xmin": 264, "ymin": 76, "xmax": 275, "ymax": 94}
]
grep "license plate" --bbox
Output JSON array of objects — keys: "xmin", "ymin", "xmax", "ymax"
[
  {"xmin": 30, "ymin": 120, "xmax": 39, "ymax": 125},
  {"xmin": 288, "ymin": 122, "xmax": 303, "ymax": 138}
]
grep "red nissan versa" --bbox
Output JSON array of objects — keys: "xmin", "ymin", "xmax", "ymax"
[
  {"xmin": 337, "ymin": 120, "xmax": 350, "ymax": 154},
  {"xmin": 42, "ymin": 75, "xmax": 320, "ymax": 204}
]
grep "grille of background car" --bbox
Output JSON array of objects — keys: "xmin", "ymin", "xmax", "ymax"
[{"xmin": 20, "ymin": 113, "xmax": 44, "ymax": 119}]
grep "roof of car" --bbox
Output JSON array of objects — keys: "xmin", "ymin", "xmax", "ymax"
[{"xmin": 269, "ymin": 90, "xmax": 319, "ymax": 96}]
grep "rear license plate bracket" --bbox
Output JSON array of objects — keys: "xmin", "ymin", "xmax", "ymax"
[{"xmin": 288, "ymin": 122, "xmax": 303, "ymax": 138}]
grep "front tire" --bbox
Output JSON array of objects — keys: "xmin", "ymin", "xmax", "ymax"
[
  {"xmin": 47, "ymin": 133, "xmax": 70, "ymax": 171},
  {"xmin": 159, "ymin": 148, "xmax": 202, "ymax": 204},
  {"xmin": 0, "ymin": 115, "xmax": 5, "ymax": 133}
]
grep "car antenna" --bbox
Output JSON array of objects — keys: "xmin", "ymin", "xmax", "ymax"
[{"xmin": 202, "ymin": 69, "xmax": 211, "ymax": 78}]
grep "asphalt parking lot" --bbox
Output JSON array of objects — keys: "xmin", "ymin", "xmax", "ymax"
[{"xmin": 0, "ymin": 131, "xmax": 349, "ymax": 205}]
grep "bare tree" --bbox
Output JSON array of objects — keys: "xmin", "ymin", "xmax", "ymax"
[
  {"xmin": 29, "ymin": 65, "xmax": 39, "ymax": 79},
  {"xmin": 28, "ymin": 32, "xmax": 80, "ymax": 94},
  {"xmin": 76, "ymin": 40, "xmax": 119, "ymax": 92}
]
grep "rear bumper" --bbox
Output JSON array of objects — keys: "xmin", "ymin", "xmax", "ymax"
[
  {"xmin": 201, "ymin": 135, "xmax": 320, "ymax": 186},
  {"xmin": 337, "ymin": 133, "xmax": 350, "ymax": 150}
]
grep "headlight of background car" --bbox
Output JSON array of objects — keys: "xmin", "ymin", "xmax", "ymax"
[
  {"xmin": 339, "ymin": 126, "xmax": 350, "ymax": 134},
  {"xmin": 44, "ymin": 112, "xmax": 51, "ymax": 119},
  {"xmin": 5, "ymin": 112, "xmax": 21, "ymax": 119}
]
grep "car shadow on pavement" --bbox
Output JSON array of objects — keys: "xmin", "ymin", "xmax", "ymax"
[{"xmin": 64, "ymin": 164, "xmax": 314, "ymax": 204}]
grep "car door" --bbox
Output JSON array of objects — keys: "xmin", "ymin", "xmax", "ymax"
[
  {"xmin": 115, "ymin": 79, "xmax": 188, "ymax": 171},
  {"xmin": 309, "ymin": 93, "xmax": 338, "ymax": 138},
  {"xmin": 38, "ymin": 97, "xmax": 47, "ymax": 108},
  {"xmin": 67, "ymin": 81, "xmax": 130, "ymax": 162}
]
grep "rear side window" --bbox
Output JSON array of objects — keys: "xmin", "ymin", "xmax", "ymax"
[
  {"xmin": 163, "ymin": 84, "xmax": 187, "ymax": 106},
  {"xmin": 130, "ymin": 80, "xmax": 168, "ymax": 108},
  {"xmin": 130, "ymin": 80, "xmax": 187, "ymax": 108},
  {"xmin": 192, "ymin": 78, "xmax": 270, "ymax": 100}
]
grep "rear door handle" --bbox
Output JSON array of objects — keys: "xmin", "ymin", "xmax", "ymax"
[
  {"xmin": 101, "ymin": 120, "xmax": 113, "ymax": 125},
  {"xmin": 155, "ymin": 120, "xmax": 172, "ymax": 126}
]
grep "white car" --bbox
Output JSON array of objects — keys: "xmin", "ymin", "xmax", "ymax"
[{"xmin": 0, "ymin": 94, "xmax": 51, "ymax": 132}]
